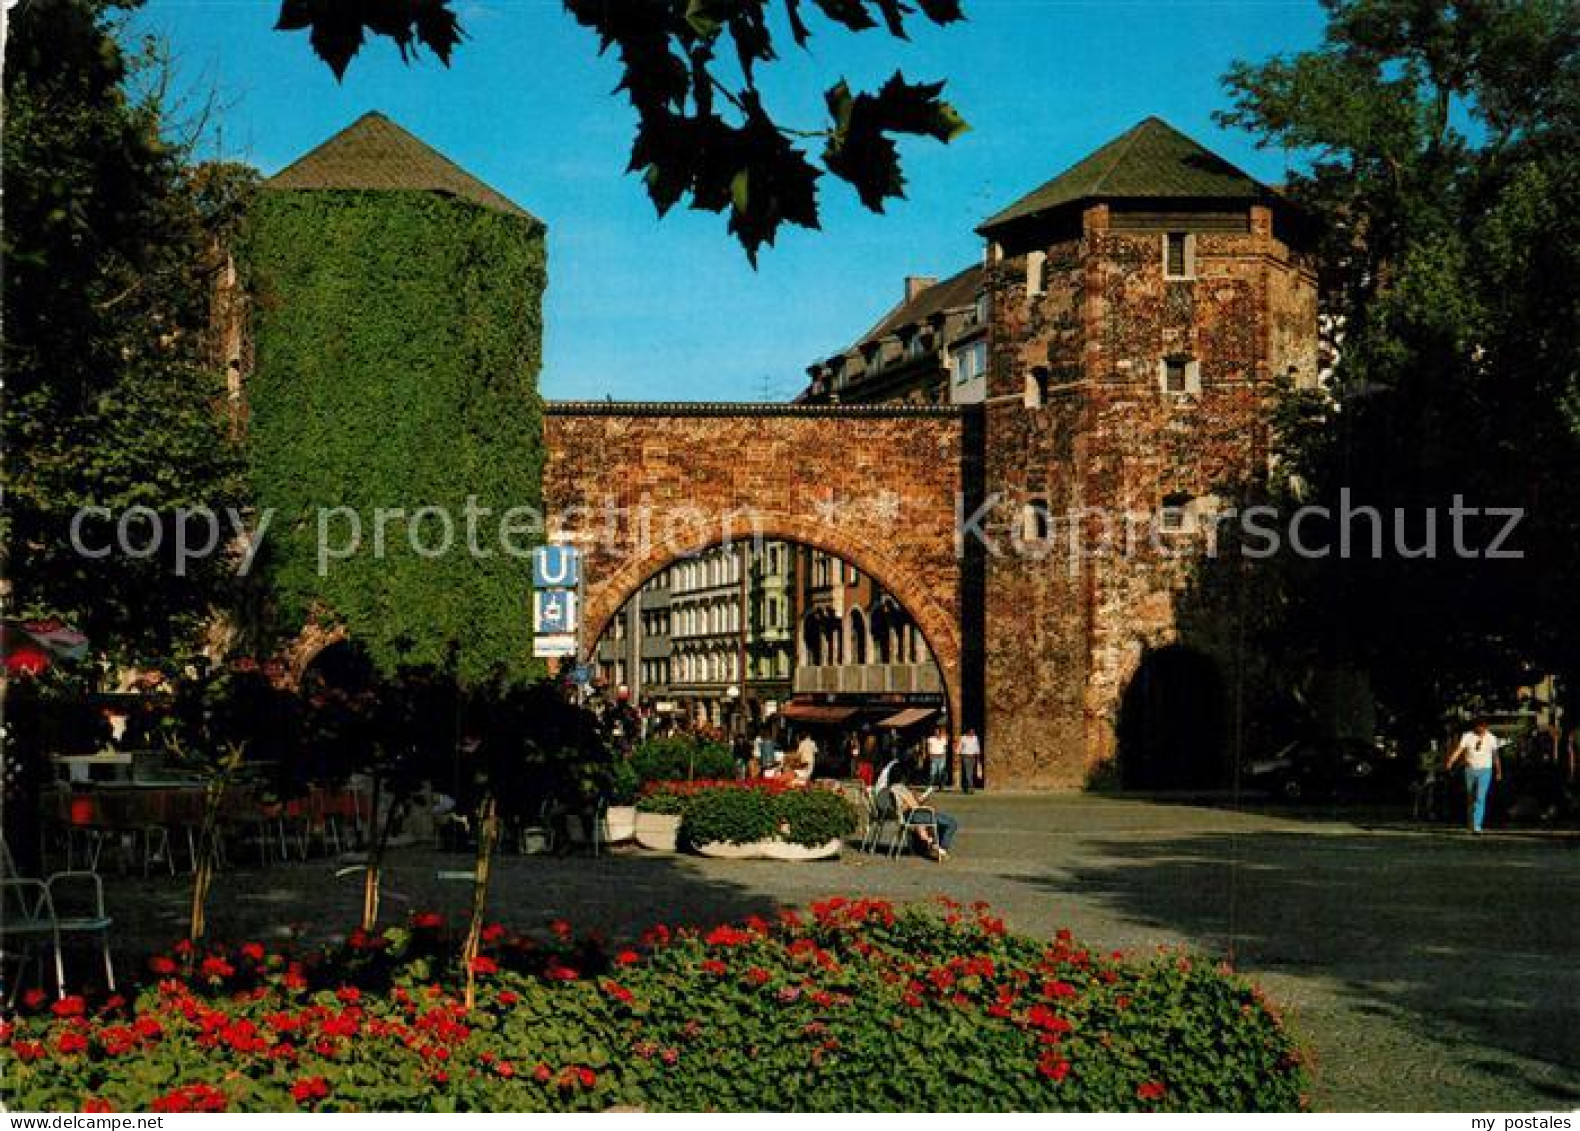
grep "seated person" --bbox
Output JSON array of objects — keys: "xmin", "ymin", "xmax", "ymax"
[{"xmin": 882, "ymin": 764, "xmax": 959, "ymax": 861}]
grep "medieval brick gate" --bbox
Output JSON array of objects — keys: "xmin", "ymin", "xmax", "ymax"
[{"xmin": 541, "ymin": 402, "xmax": 986, "ymax": 741}]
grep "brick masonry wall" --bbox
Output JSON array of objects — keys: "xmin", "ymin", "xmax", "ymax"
[
  {"xmin": 542, "ymin": 405, "xmax": 972, "ymax": 731},
  {"xmin": 981, "ymin": 203, "xmax": 1318, "ymax": 786}
]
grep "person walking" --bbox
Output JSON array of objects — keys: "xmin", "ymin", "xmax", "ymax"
[
  {"xmin": 1447, "ymin": 718, "xmax": 1503, "ymax": 834},
  {"xmin": 957, "ymin": 728, "xmax": 981, "ymax": 794},
  {"xmin": 925, "ymin": 725, "xmax": 950, "ymax": 790}
]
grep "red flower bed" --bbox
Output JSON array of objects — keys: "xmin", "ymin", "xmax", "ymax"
[{"xmin": 0, "ymin": 898, "xmax": 1307, "ymax": 1112}]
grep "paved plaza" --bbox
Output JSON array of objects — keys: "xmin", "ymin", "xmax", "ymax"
[{"xmin": 97, "ymin": 795, "xmax": 1578, "ymax": 1112}]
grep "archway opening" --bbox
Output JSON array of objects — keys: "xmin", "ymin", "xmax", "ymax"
[
  {"xmin": 588, "ymin": 538, "xmax": 950, "ymax": 781},
  {"xmin": 1116, "ymin": 644, "xmax": 1228, "ymax": 790}
]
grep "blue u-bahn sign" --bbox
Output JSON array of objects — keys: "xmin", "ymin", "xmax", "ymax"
[{"xmin": 532, "ymin": 545, "xmax": 580, "ymax": 588}]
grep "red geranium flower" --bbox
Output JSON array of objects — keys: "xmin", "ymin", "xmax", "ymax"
[
  {"xmin": 1137, "ymin": 1080, "xmax": 1168, "ymax": 1102},
  {"xmin": 543, "ymin": 961, "xmax": 578, "ymax": 981},
  {"xmin": 412, "ymin": 912, "xmax": 444, "ymax": 930},
  {"xmin": 57, "ymin": 1031, "xmax": 89, "ymax": 1055},
  {"xmin": 240, "ymin": 942, "xmax": 266, "ymax": 962},
  {"xmin": 1038, "ymin": 1056, "xmax": 1071, "ymax": 1082},
  {"xmin": 470, "ymin": 955, "xmax": 499, "ymax": 975},
  {"xmin": 51, "ymin": 995, "xmax": 86, "ymax": 1018},
  {"xmin": 705, "ymin": 925, "xmax": 753, "ymax": 947},
  {"xmin": 22, "ymin": 989, "xmax": 46, "ymax": 1010},
  {"xmin": 336, "ymin": 986, "xmax": 362, "ymax": 1004},
  {"xmin": 81, "ymin": 1098, "xmax": 115, "ymax": 1113},
  {"xmin": 498, "ymin": 991, "xmax": 520, "ymax": 1006},
  {"xmin": 700, "ymin": 959, "xmax": 728, "ymax": 977},
  {"xmin": 615, "ymin": 950, "xmax": 641, "ymax": 967},
  {"xmin": 200, "ymin": 956, "xmax": 235, "ymax": 980},
  {"xmin": 290, "ymin": 1076, "xmax": 331, "ymax": 1106},
  {"xmin": 148, "ymin": 956, "xmax": 178, "ymax": 976}
]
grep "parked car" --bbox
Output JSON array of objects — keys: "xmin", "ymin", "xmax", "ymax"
[{"xmin": 1246, "ymin": 738, "xmax": 1413, "ymax": 802}]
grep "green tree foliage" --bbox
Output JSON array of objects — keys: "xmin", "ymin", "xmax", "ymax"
[
  {"xmin": 273, "ymin": 0, "xmax": 969, "ymax": 261},
  {"xmin": 2, "ymin": 0, "xmax": 249, "ymax": 663},
  {"xmin": 1218, "ymin": 0, "xmax": 1579, "ymax": 730},
  {"xmin": 242, "ymin": 191, "xmax": 547, "ymax": 686}
]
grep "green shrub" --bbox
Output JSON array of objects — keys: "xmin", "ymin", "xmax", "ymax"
[
  {"xmin": 633, "ymin": 784, "xmax": 689, "ymax": 816},
  {"xmin": 628, "ymin": 737, "xmax": 735, "ymax": 784},
  {"xmin": 679, "ymin": 786, "xmax": 778, "ymax": 846},
  {"xmin": 0, "ymin": 900, "xmax": 1308, "ymax": 1112},
  {"xmin": 776, "ymin": 787, "xmax": 859, "ymax": 846}
]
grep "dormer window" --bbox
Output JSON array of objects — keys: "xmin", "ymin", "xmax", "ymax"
[
  {"xmin": 972, "ymin": 292, "xmax": 989, "ymax": 326},
  {"xmin": 906, "ymin": 331, "xmax": 928, "ymax": 359}
]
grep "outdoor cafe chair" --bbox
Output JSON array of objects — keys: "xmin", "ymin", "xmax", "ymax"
[
  {"xmin": 859, "ymin": 785, "xmax": 896, "ymax": 854},
  {"xmin": 889, "ymin": 791, "xmax": 940, "ymax": 859},
  {"xmin": 0, "ymin": 841, "xmax": 115, "ymax": 1002}
]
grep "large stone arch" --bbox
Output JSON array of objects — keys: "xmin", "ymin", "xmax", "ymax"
[{"xmin": 542, "ymin": 402, "xmax": 972, "ymax": 736}]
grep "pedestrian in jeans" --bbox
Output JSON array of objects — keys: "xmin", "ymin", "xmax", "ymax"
[
  {"xmin": 957, "ymin": 728, "xmax": 981, "ymax": 794},
  {"xmin": 925, "ymin": 725, "xmax": 950, "ymax": 789},
  {"xmin": 1447, "ymin": 718, "xmax": 1503, "ymax": 833}
]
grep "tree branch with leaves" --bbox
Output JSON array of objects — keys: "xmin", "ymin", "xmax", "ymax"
[{"xmin": 275, "ymin": 0, "xmax": 970, "ymax": 260}]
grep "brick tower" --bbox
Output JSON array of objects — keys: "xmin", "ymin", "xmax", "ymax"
[{"xmin": 974, "ymin": 117, "xmax": 1318, "ymax": 787}]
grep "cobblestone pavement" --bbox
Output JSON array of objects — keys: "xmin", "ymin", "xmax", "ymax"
[{"xmin": 87, "ymin": 794, "xmax": 1578, "ymax": 1112}]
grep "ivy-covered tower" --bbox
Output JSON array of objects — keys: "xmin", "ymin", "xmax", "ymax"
[{"xmin": 242, "ymin": 112, "xmax": 548, "ymax": 684}]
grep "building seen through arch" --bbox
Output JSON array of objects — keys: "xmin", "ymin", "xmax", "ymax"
[{"xmin": 593, "ymin": 541, "xmax": 945, "ymax": 738}]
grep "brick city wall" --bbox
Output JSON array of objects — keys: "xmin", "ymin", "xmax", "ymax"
[{"xmin": 541, "ymin": 403, "xmax": 975, "ymax": 731}]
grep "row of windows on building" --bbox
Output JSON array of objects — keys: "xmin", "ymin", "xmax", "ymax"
[
  {"xmin": 810, "ymin": 555, "xmax": 863, "ymax": 588},
  {"xmin": 671, "ymin": 598, "xmax": 741, "ymax": 638}
]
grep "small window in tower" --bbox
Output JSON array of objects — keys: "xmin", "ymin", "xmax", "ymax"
[
  {"xmin": 1025, "ymin": 366, "xmax": 1051, "ymax": 409},
  {"xmin": 1163, "ymin": 357, "xmax": 1189, "ymax": 394},
  {"xmin": 1164, "ymin": 232, "xmax": 1195, "ymax": 279},
  {"xmin": 1021, "ymin": 498, "xmax": 1053, "ymax": 543},
  {"xmin": 1159, "ymin": 492, "xmax": 1194, "ymax": 534},
  {"xmin": 1026, "ymin": 250, "xmax": 1047, "ymax": 297}
]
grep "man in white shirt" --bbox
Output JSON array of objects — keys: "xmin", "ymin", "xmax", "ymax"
[
  {"xmin": 925, "ymin": 725, "xmax": 950, "ymax": 789},
  {"xmin": 1447, "ymin": 718, "xmax": 1503, "ymax": 833},
  {"xmin": 956, "ymin": 728, "xmax": 982, "ymax": 794}
]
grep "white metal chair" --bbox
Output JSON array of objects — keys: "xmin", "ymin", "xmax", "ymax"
[
  {"xmin": 889, "ymin": 791, "xmax": 940, "ymax": 859},
  {"xmin": 860, "ymin": 785, "xmax": 897, "ymax": 854},
  {"xmin": 0, "ymin": 842, "xmax": 115, "ymax": 1002}
]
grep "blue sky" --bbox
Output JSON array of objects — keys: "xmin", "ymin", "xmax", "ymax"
[{"xmin": 140, "ymin": 0, "xmax": 1328, "ymax": 402}]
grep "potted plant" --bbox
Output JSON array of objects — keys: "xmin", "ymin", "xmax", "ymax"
[
  {"xmin": 764, "ymin": 787, "xmax": 857, "ymax": 860},
  {"xmin": 633, "ymin": 784, "xmax": 687, "ymax": 851},
  {"xmin": 680, "ymin": 785, "xmax": 779, "ymax": 857},
  {"xmin": 604, "ymin": 757, "xmax": 639, "ymax": 843}
]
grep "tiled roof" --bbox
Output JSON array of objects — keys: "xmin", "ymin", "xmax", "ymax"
[
  {"xmin": 849, "ymin": 263, "xmax": 984, "ymax": 351},
  {"xmin": 265, "ymin": 112, "xmax": 540, "ymax": 223},
  {"xmin": 979, "ymin": 116, "xmax": 1271, "ymax": 234}
]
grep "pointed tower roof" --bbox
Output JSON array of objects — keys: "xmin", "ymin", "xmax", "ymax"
[
  {"xmin": 266, "ymin": 111, "xmax": 540, "ymax": 223},
  {"xmin": 978, "ymin": 116, "xmax": 1272, "ymax": 235}
]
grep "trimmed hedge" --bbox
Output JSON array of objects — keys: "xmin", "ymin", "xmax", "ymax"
[
  {"xmin": 0, "ymin": 900, "xmax": 1308, "ymax": 1112},
  {"xmin": 628, "ymin": 737, "xmax": 735, "ymax": 785}
]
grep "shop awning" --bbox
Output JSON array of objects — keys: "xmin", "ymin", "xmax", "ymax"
[
  {"xmin": 875, "ymin": 707, "xmax": 937, "ymax": 730},
  {"xmin": 778, "ymin": 702, "xmax": 862, "ymax": 724}
]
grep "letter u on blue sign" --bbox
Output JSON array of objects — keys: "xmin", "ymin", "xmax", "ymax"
[{"xmin": 533, "ymin": 545, "xmax": 580, "ymax": 588}]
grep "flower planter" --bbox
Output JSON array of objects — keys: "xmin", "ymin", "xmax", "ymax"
[
  {"xmin": 605, "ymin": 805, "xmax": 637, "ymax": 844},
  {"xmin": 634, "ymin": 811, "xmax": 681, "ymax": 852},
  {"xmin": 760, "ymin": 838, "xmax": 842, "ymax": 861},
  {"xmin": 693, "ymin": 839, "xmax": 771, "ymax": 859},
  {"xmin": 691, "ymin": 837, "xmax": 843, "ymax": 861}
]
